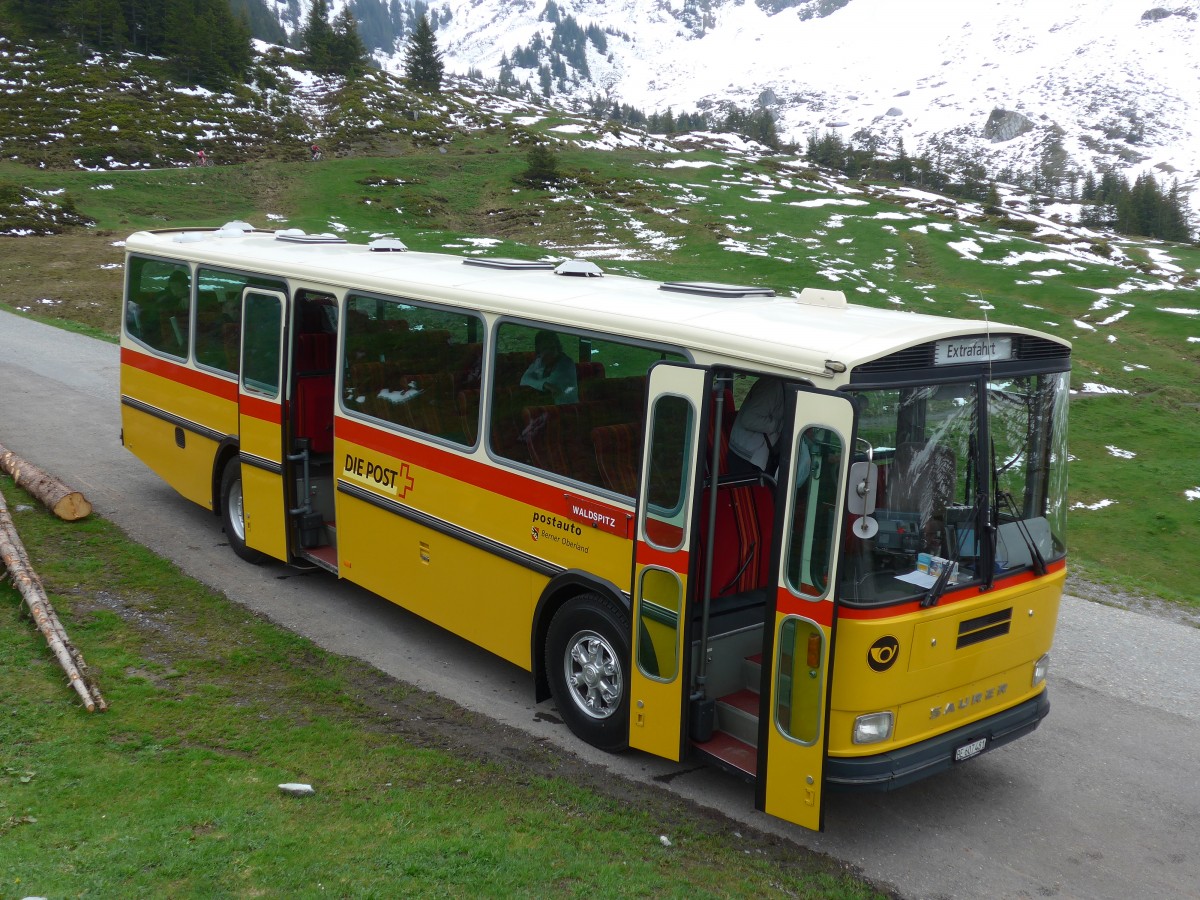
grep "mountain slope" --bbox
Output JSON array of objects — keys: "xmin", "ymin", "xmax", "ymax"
[{"xmin": 281, "ymin": 0, "xmax": 1200, "ymax": 216}]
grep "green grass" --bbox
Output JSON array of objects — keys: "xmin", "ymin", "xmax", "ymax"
[
  {"xmin": 0, "ymin": 475, "xmax": 882, "ymax": 898},
  {"xmin": 1066, "ymin": 396, "xmax": 1200, "ymax": 605}
]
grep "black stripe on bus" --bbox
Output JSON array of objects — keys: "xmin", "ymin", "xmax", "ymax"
[
  {"xmin": 121, "ymin": 395, "xmax": 228, "ymax": 444},
  {"xmin": 239, "ymin": 452, "xmax": 283, "ymax": 475},
  {"xmin": 336, "ymin": 479, "xmax": 561, "ymax": 579}
]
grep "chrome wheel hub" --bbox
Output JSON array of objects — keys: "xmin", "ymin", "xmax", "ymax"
[{"xmin": 564, "ymin": 630, "xmax": 622, "ymax": 720}]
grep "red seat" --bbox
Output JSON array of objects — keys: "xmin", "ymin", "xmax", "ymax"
[
  {"xmin": 295, "ymin": 377, "xmax": 335, "ymax": 454},
  {"xmin": 696, "ymin": 483, "xmax": 775, "ymax": 597},
  {"xmin": 592, "ymin": 423, "xmax": 640, "ymax": 496},
  {"xmin": 294, "ymin": 333, "xmax": 336, "ymax": 454}
]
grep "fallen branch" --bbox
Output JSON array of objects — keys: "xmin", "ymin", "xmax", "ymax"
[
  {"xmin": 0, "ymin": 442, "xmax": 92, "ymax": 521},
  {"xmin": 0, "ymin": 485, "xmax": 106, "ymax": 711}
]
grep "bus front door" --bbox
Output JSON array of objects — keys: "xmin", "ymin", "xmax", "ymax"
[
  {"xmin": 757, "ymin": 388, "xmax": 855, "ymax": 832},
  {"xmin": 627, "ymin": 363, "xmax": 707, "ymax": 761},
  {"xmin": 236, "ymin": 289, "xmax": 290, "ymax": 560}
]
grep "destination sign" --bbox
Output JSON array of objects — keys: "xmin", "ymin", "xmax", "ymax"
[{"xmin": 933, "ymin": 336, "xmax": 1013, "ymax": 366}]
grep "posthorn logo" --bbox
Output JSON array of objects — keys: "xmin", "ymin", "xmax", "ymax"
[{"xmin": 867, "ymin": 636, "xmax": 899, "ymax": 672}]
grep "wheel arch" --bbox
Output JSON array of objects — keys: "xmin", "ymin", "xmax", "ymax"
[
  {"xmin": 531, "ymin": 569, "xmax": 630, "ymax": 704},
  {"xmin": 210, "ymin": 437, "xmax": 240, "ymax": 516}
]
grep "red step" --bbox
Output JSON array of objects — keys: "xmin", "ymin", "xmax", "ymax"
[{"xmin": 694, "ymin": 730, "xmax": 758, "ymax": 778}]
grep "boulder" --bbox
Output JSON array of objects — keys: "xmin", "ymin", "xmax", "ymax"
[{"xmin": 984, "ymin": 108, "xmax": 1036, "ymax": 142}]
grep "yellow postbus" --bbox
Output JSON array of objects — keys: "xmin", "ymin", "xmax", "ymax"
[{"xmin": 119, "ymin": 222, "xmax": 1071, "ymax": 831}]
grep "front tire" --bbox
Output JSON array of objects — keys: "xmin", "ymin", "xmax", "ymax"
[
  {"xmin": 546, "ymin": 593, "xmax": 630, "ymax": 751},
  {"xmin": 220, "ymin": 460, "xmax": 266, "ymax": 564}
]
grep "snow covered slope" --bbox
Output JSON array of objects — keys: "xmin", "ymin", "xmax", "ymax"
[{"xmin": 275, "ymin": 0, "xmax": 1200, "ymax": 209}]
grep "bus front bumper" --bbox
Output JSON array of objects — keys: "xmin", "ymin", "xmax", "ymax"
[{"xmin": 825, "ymin": 690, "xmax": 1050, "ymax": 792}]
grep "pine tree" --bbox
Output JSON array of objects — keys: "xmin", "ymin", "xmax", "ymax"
[
  {"xmin": 403, "ymin": 13, "xmax": 444, "ymax": 93},
  {"xmin": 68, "ymin": 0, "xmax": 128, "ymax": 51},
  {"xmin": 329, "ymin": 7, "xmax": 368, "ymax": 76},
  {"xmin": 302, "ymin": 0, "xmax": 335, "ymax": 74},
  {"xmin": 521, "ymin": 143, "xmax": 560, "ymax": 187},
  {"xmin": 1161, "ymin": 180, "xmax": 1191, "ymax": 242}
]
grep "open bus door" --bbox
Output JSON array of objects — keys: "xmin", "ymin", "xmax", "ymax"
[
  {"xmin": 757, "ymin": 387, "xmax": 856, "ymax": 832},
  {"xmin": 235, "ymin": 288, "xmax": 290, "ymax": 560},
  {"xmin": 627, "ymin": 362, "xmax": 707, "ymax": 761}
]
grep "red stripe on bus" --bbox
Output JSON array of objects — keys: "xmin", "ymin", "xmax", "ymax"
[
  {"xmin": 776, "ymin": 587, "xmax": 835, "ymax": 627},
  {"xmin": 121, "ymin": 347, "xmax": 238, "ymax": 402},
  {"xmin": 240, "ymin": 393, "xmax": 281, "ymax": 425},
  {"xmin": 335, "ymin": 416, "xmax": 602, "ymax": 512}
]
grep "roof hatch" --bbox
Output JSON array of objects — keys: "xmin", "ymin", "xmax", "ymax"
[
  {"xmin": 554, "ymin": 259, "xmax": 604, "ymax": 277},
  {"xmin": 274, "ymin": 229, "xmax": 347, "ymax": 244},
  {"xmin": 462, "ymin": 257, "xmax": 556, "ymax": 271},
  {"xmin": 659, "ymin": 281, "xmax": 775, "ymax": 298}
]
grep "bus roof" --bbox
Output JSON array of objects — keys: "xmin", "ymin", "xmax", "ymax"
[{"xmin": 126, "ymin": 226, "xmax": 1070, "ymax": 380}]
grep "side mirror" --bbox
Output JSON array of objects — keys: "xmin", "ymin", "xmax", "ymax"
[{"xmin": 847, "ymin": 461, "xmax": 878, "ymax": 516}]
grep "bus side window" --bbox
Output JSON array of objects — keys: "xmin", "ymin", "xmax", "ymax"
[
  {"xmin": 343, "ymin": 293, "xmax": 483, "ymax": 447},
  {"xmin": 490, "ymin": 321, "xmax": 684, "ymax": 493},
  {"xmin": 125, "ymin": 257, "xmax": 191, "ymax": 358},
  {"xmin": 193, "ymin": 269, "xmax": 285, "ymax": 376}
]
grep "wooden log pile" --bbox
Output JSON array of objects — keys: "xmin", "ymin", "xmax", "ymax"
[{"xmin": 0, "ymin": 456, "xmax": 106, "ymax": 711}]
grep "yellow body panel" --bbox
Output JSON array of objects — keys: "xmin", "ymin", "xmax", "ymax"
[
  {"xmin": 628, "ymin": 565, "xmax": 688, "ymax": 761},
  {"xmin": 827, "ymin": 568, "xmax": 1064, "ymax": 758},
  {"xmin": 237, "ymin": 412, "xmax": 288, "ymax": 561},
  {"xmin": 762, "ymin": 611, "xmax": 830, "ymax": 831},
  {"xmin": 120, "ymin": 363, "xmax": 236, "ymax": 508},
  {"xmin": 334, "ymin": 435, "xmax": 637, "ymax": 670}
]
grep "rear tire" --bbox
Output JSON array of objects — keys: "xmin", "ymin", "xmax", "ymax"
[
  {"xmin": 220, "ymin": 460, "xmax": 266, "ymax": 564},
  {"xmin": 546, "ymin": 593, "xmax": 630, "ymax": 751}
]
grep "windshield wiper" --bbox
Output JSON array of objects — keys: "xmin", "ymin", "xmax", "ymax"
[
  {"xmin": 921, "ymin": 550, "xmax": 957, "ymax": 608},
  {"xmin": 997, "ymin": 489, "xmax": 1048, "ymax": 577},
  {"xmin": 990, "ymin": 437, "xmax": 1047, "ymax": 577}
]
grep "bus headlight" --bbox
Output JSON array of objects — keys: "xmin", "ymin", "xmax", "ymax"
[
  {"xmin": 1032, "ymin": 653, "xmax": 1050, "ymax": 687},
  {"xmin": 853, "ymin": 712, "xmax": 894, "ymax": 744}
]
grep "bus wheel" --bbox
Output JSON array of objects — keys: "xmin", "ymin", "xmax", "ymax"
[
  {"xmin": 546, "ymin": 593, "xmax": 630, "ymax": 752},
  {"xmin": 220, "ymin": 460, "xmax": 265, "ymax": 564}
]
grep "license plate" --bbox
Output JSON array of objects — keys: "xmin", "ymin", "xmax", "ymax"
[{"xmin": 954, "ymin": 737, "xmax": 987, "ymax": 762}]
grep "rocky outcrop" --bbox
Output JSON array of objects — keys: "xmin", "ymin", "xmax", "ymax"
[{"xmin": 984, "ymin": 108, "xmax": 1036, "ymax": 143}]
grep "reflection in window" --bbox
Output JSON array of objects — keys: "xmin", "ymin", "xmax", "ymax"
[
  {"xmin": 488, "ymin": 321, "xmax": 686, "ymax": 489},
  {"xmin": 785, "ymin": 427, "xmax": 844, "ymax": 599},
  {"xmin": 840, "ymin": 382, "xmax": 978, "ymax": 606},
  {"xmin": 775, "ymin": 617, "xmax": 824, "ymax": 745},
  {"xmin": 194, "ymin": 268, "xmax": 286, "ymax": 375},
  {"xmin": 342, "ymin": 293, "xmax": 483, "ymax": 446},
  {"xmin": 241, "ymin": 292, "xmax": 282, "ymax": 397},
  {"xmin": 124, "ymin": 256, "xmax": 191, "ymax": 358},
  {"xmin": 642, "ymin": 395, "xmax": 694, "ymax": 551},
  {"xmin": 988, "ymin": 372, "xmax": 1069, "ymax": 570},
  {"xmin": 636, "ymin": 567, "xmax": 682, "ymax": 681}
]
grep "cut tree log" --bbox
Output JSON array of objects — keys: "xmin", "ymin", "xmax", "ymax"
[
  {"xmin": 0, "ymin": 485, "xmax": 106, "ymax": 711},
  {"xmin": 0, "ymin": 441, "xmax": 92, "ymax": 521}
]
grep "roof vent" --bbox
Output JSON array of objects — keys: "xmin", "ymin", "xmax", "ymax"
[
  {"xmin": 795, "ymin": 288, "xmax": 847, "ymax": 308},
  {"xmin": 660, "ymin": 281, "xmax": 775, "ymax": 298},
  {"xmin": 554, "ymin": 259, "xmax": 603, "ymax": 277},
  {"xmin": 368, "ymin": 238, "xmax": 408, "ymax": 252},
  {"xmin": 216, "ymin": 220, "xmax": 254, "ymax": 237},
  {"xmin": 275, "ymin": 230, "xmax": 347, "ymax": 244},
  {"xmin": 171, "ymin": 231, "xmax": 208, "ymax": 243},
  {"xmin": 463, "ymin": 257, "xmax": 556, "ymax": 271}
]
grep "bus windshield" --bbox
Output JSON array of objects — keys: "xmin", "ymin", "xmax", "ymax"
[{"xmin": 840, "ymin": 371, "xmax": 1069, "ymax": 606}]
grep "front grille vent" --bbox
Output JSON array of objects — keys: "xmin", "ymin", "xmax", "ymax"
[{"xmin": 956, "ymin": 608, "xmax": 1012, "ymax": 649}]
